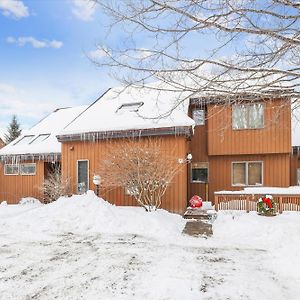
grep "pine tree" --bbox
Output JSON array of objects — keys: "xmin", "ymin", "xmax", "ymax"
[{"xmin": 5, "ymin": 115, "xmax": 22, "ymax": 144}]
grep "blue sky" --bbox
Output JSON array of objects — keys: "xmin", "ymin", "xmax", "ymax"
[{"xmin": 0, "ymin": 0, "xmax": 120, "ymax": 132}]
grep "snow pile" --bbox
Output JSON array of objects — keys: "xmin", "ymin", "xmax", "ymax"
[
  {"xmin": 1, "ymin": 191, "xmax": 185, "ymax": 241},
  {"xmin": 215, "ymin": 186, "xmax": 300, "ymax": 195},
  {"xmin": 19, "ymin": 197, "xmax": 42, "ymax": 205}
]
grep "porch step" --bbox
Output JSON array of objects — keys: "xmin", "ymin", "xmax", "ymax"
[
  {"xmin": 182, "ymin": 220, "xmax": 213, "ymax": 237},
  {"xmin": 183, "ymin": 208, "xmax": 217, "ymax": 221}
]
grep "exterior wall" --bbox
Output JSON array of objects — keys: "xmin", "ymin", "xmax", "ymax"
[
  {"xmin": 207, "ymin": 98, "xmax": 291, "ymax": 155},
  {"xmin": 208, "ymin": 153, "xmax": 291, "ymax": 200},
  {"xmin": 291, "ymin": 153, "xmax": 300, "ymax": 186},
  {"xmin": 61, "ymin": 136, "xmax": 189, "ymax": 214},
  {"xmin": 0, "ymin": 160, "xmax": 45, "ymax": 204}
]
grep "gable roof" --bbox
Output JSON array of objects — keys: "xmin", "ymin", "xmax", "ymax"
[
  {"xmin": 58, "ymin": 85, "xmax": 194, "ymax": 140},
  {"xmin": 0, "ymin": 106, "xmax": 87, "ymax": 161}
]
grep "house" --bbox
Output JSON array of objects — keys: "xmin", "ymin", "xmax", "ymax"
[
  {"xmin": 0, "ymin": 106, "xmax": 87, "ymax": 204},
  {"xmin": 57, "ymin": 86, "xmax": 194, "ymax": 214},
  {"xmin": 56, "ymin": 86, "xmax": 297, "ymax": 214}
]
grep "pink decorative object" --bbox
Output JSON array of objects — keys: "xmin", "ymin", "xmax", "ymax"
[{"xmin": 189, "ymin": 195, "xmax": 203, "ymax": 208}]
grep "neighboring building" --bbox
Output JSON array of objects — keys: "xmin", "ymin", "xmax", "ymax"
[
  {"xmin": 0, "ymin": 129, "xmax": 5, "ymax": 149},
  {"xmin": 0, "ymin": 106, "xmax": 87, "ymax": 204}
]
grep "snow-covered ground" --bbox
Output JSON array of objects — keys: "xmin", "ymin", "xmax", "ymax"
[{"xmin": 0, "ymin": 191, "xmax": 299, "ymax": 300}]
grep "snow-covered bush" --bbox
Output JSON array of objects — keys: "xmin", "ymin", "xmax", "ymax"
[
  {"xmin": 99, "ymin": 139, "xmax": 185, "ymax": 211},
  {"xmin": 40, "ymin": 166, "xmax": 70, "ymax": 203},
  {"xmin": 19, "ymin": 197, "xmax": 41, "ymax": 205}
]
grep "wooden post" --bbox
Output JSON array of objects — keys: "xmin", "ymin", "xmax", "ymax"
[
  {"xmin": 279, "ymin": 196, "xmax": 283, "ymax": 214},
  {"xmin": 215, "ymin": 195, "xmax": 219, "ymax": 212},
  {"xmin": 246, "ymin": 195, "xmax": 250, "ymax": 213}
]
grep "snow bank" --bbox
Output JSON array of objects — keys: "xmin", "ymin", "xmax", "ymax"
[
  {"xmin": 0, "ymin": 191, "xmax": 185, "ymax": 241},
  {"xmin": 215, "ymin": 186, "xmax": 300, "ymax": 195}
]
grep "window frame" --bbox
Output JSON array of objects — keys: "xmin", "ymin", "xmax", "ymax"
[
  {"xmin": 232, "ymin": 103, "xmax": 264, "ymax": 130},
  {"xmin": 192, "ymin": 108, "xmax": 205, "ymax": 126},
  {"xmin": 190, "ymin": 162, "xmax": 209, "ymax": 183},
  {"xmin": 20, "ymin": 163, "xmax": 36, "ymax": 176},
  {"xmin": 4, "ymin": 164, "xmax": 19, "ymax": 176},
  {"xmin": 231, "ymin": 161, "xmax": 263, "ymax": 187},
  {"xmin": 30, "ymin": 134, "xmax": 50, "ymax": 144},
  {"xmin": 14, "ymin": 135, "xmax": 35, "ymax": 146},
  {"xmin": 76, "ymin": 159, "xmax": 89, "ymax": 194}
]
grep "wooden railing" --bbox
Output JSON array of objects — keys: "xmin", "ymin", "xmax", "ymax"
[{"xmin": 214, "ymin": 193, "xmax": 300, "ymax": 213}]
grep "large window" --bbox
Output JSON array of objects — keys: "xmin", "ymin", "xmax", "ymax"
[
  {"xmin": 20, "ymin": 163, "xmax": 36, "ymax": 175},
  {"xmin": 297, "ymin": 169, "xmax": 300, "ymax": 186},
  {"xmin": 192, "ymin": 109, "xmax": 205, "ymax": 126},
  {"xmin": 191, "ymin": 162, "xmax": 208, "ymax": 183},
  {"xmin": 77, "ymin": 160, "xmax": 89, "ymax": 194},
  {"xmin": 4, "ymin": 164, "xmax": 19, "ymax": 175},
  {"xmin": 232, "ymin": 103, "xmax": 264, "ymax": 129},
  {"xmin": 232, "ymin": 161, "xmax": 263, "ymax": 186}
]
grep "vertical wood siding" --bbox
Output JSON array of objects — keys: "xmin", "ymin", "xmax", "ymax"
[
  {"xmin": 207, "ymin": 99, "xmax": 291, "ymax": 155},
  {"xmin": 208, "ymin": 154, "xmax": 290, "ymax": 201},
  {"xmin": 0, "ymin": 161, "xmax": 45, "ymax": 204},
  {"xmin": 61, "ymin": 136, "xmax": 189, "ymax": 214}
]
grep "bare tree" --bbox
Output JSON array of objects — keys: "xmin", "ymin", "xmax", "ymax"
[
  {"xmin": 98, "ymin": 139, "xmax": 187, "ymax": 211},
  {"xmin": 91, "ymin": 0, "xmax": 300, "ymax": 106},
  {"xmin": 40, "ymin": 167, "xmax": 70, "ymax": 203}
]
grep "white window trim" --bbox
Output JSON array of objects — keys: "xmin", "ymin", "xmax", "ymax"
[
  {"xmin": 192, "ymin": 108, "xmax": 205, "ymax": 126},
  {"xmin": 4, "ymin": 164, "xmax": 19, "ymax": 176},
  {"xmin": 191, "ymin": 162, "xmax": 209, "ymax": 183},
  {"xmin": 76, "ymin": 159, "xmax": 89, "ymax": 194},
  {"xmin": 232, "ymin": 103, "xmax": 265, "ymax": 130},
  {"xmin": 231, "ymin": 161, "xmax": 264, "ymax": 187},
  {"xmin": 20, "ymin": 163, "xmax": 36, "ymax": 176}
]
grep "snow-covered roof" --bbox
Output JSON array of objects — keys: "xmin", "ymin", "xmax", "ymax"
[
  {"xmin": 292, "ymin": 105, "xmax": 300, "ymax": 146},
  {"xmin": 60, "ymin": 85, "xmax": 195, "ymax": 137},
  {"xmin": 0, "ymin": 106, "xmax": 87, "ymax": 158}
]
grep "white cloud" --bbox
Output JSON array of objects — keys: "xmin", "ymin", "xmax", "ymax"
[
  {"xmin": 71, "ymin": 0, "xmax": 96, "ymax": 21},
  {"xmin": 7, "ymin": 36, "xmax": 63, "ymax": 49},
  {"xmin": 88, "ymin": 48, "xmax": 109, "ymax": 60},
  {"xmin": 0, "ymin": 0, "xmax": 29, "ymax": 19}
]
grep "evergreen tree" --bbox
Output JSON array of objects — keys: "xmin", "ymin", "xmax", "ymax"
[{"xmin": 5, "ymin": 115, "xmax": 22, "ymax": 144}]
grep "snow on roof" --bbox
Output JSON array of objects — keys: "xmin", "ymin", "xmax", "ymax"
[
  {"xmin": 292, "ymin": 105, "xmax": 300, "ymax": 146},
  {"xmin": 0, "ymin": 106, "xmax": 87, "ymax": 157},
  {"xmin": 60, "ymin": 84, "xmax": 195, "ymax": 136}
]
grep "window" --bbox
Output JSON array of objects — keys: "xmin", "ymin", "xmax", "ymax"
[
  {"xmin": 20, "ymin": 163, "xmax": 36, "ymax": 175},
  {"xmin": 192, "ymin": 109, "xmax": 205, "ymax": 125},
  {"xmin": 116, "ymin": 102, "xmax": 144, "ymax": 113},
  {"xmin": 232, "ymin": 161, "xmax": 263, "ymax": 186},
  {"xmin": 232, "ymin": 103, "xmax": 264, "ymax": 129},
  {"xmin": 297, "ymin": 169, "xmax": 300, "ymax": 186},
  {"xmin": 77, "ymin": 160, "xmax": 89, "ymax": 194},
  {"xmin": 30, "ymin": 134, "xmax": 50, "ymax": 144},
  {"xmin": 4, "ymin": 164, "xmax": 19, "ymax": 175},
  {"xmin": 191, "ymin": 162, "xmax": 208, "ymax": 183},
  {"xmin": 14, "ymin": 135, "xmax": 34, "ymax": 145}
]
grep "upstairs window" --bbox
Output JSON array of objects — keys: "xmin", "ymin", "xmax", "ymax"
[
  {"xmin": 232, "ymin": 103, "xmax": 264, "ymax": 129},
  {"xmin": 232, "ymin": 161, "xmax": 263, "ymax": 186},
  {"xmin": 4, "ymin": 164, "xmax": 19, "ymax": 175},
  {"xmin": 14, "ymin": 135, "xmax": 34, "ymax": 145},
  {"xmin": 192, "ymin": 109, "xmax": 205, "ymax": 126},
  {"xmin": 116, "ymin": 102, "xmax": 144, "ymax": 113},
  {"xmin": 30, "ymin": 134, "xmax": 50, "ymax": 144}
]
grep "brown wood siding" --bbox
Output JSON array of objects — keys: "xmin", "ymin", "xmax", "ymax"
[
  {"xmin": 290, "ymin": 153, "xmax": 300, "ymax": 185},
  {"xmin": 188, "ymin": 122, "xmax": 209, "ymax": 201},
  {"xmin": 208, "ymin": 153, "xmax": 290, "ymax": 201},
  {"xmin": 61, "ymin": 136, "xmax": 189, "ymax": 214},
  {"xmin": 0, "ymin": 161, "xmax": 45, "ymax": 204},
  {"xmin": 207, "ymin": 99, "xmax": 291, "ymax": 155}
]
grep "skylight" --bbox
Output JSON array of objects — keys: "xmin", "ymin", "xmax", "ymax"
[
  {"xmin": 116, "ymin": 102, "xmax": 144, "ymax": 113},
  {"xmin": 30, "ymin": 134, "xmax": 50, "ymax": 144},
  {"xmin": 14, "ymin": 135, "xmax": 34, "ymax": 146}
]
